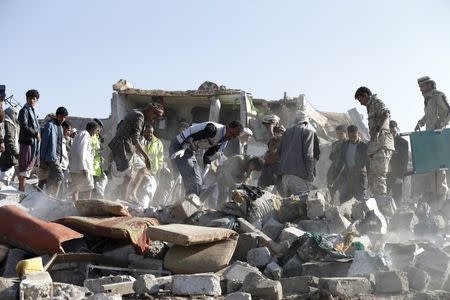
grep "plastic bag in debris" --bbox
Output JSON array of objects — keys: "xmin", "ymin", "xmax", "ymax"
[
  {"xmin": 283, "ymin": 232, "xmax": 350, "ymax": 263},
  {"xmin": 220, "ymin": 184, "xmax": 281, "ymax": 224}
]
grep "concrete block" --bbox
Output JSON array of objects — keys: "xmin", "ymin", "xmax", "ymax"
[
  {"xmin": 242, "ymin": 272, "xmax": 282, "ymax": 300},
  {"xmin": 171, "ymin": 195, "xmax": 201, "ymax": 220},
  {"xmin": 0, "ymin": 277, "xmax": 19, "ymax": 300},
  {"xmin": 348, "ymin": 250, "xmax": 389, "ymax": 276},
  {"xmin": 278, "ymin": 227, "xmax": 305, "ymax": 243},
  {"xmin": 225, "ymin": 291, "xmax": 252, "ymax": 300},
  {"xmin": 358, "ymin": 210, "xmax": 388, "ymax": 234},
  {"xmin": 406, "ymin": 266, "xmax": 430, "ymax": 292},
  {"xmin": 297, "ymin": 219, "xmax": 328, "ymax": 233},
  {"xmin": 415, "ymin": 245, "xmax": 450, "ymax": 289},
  {"xmin": 302, "ymin": 261, "xmax": 352, "ymax": 278},
  {"xmin": 385, "ymin": 243, "xmax": 417, "ymax": 270},
  {"xmin": 325, "ymin": 207, "xmax": 351, "ymax": 233},
  {"xmin": 19, "ymin": 271, "xmax": 53, "ymax": 300},
  {"xmin": 87, "ymin": 293, "xmax": 122, "ymax": 300},
  {"xmin": 375, "ymin": 271, "xmax": 409, "ymax": 294},
  {"xmin": 282, "ymin": 255, "xmax": 303, "ymax": 277},
  {"xmin": 53, "ymin": 282, "xmax": 89, "ymax": 300},
  {"xmin": 389, "ymin": 211, "xmax": 419, "ymax": 232},
  {"xmin": 375, "ymin": 196, "xmax": 397, "ymax": 218},
  {"xmin": 133, "ymin": 274, "xmax": 159, "ymax": 295},
  {"xmin": 338, "ymin": 198, "xmax": 360, "ymax": 221},
  {"xmin": 233, "ymin": 233, "xmax": 260, "ymax": 261},
  {"xmin": 84, "ymin": 275, "xmax": 135, "ymax": 294},
  {"xmin": 247, "ymin": 247, "xmax": 272, "ymax": 268},
  {"xmin": 264, "ymin": 262, "xmax": 282, "ymax": 280},
  {"xmin": 262, "ymin": 218, "xmax": 284, "ymax": 241},
  {"xmin": 172, "ymin": 273, "xmax": 221, "ymax": 296},
  {"xmin": 2, "ymin": 248, "xmax": 30, "ymax": 278},
  {"xmin": 319, "ymin": 277, "xmax": 372, "ymax": 298},
  {"xmin": 306, "ymin": 192, "xmax": 327, "ymax": 219},
  {"xmin": 223, "ymin": 261, "xmax": 262, "ymax": 283},
  {"xmin": 280, "ymin": 276, "xmax": 319, "ymax": 295}
]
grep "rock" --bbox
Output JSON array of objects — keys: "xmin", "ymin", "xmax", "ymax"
[
  {"xmin": 280, "ymin": 276, "xmax": 319, "ymax": 295},
  {"xmin": 385, "ymin": 243, "xmax": 417, "ymax": 270},
  {"xmin": 262, "ymin": 218, "xmax": 284, "ymax": 241},
  {"xmin": 375, "ymin": 271, "xmax": 409, "ymax": 294},
  {"xmin": 319, "ymin": 277, "xmax": 372, "ymax": 298},
  {"xmin": 297, "ymin": 219, "xmax": 328, "ymax": 234},
  {"xmin": 353, "ymin": 198, "xmax": 387, "ymax": 233},
  {"xmin": 348, "ymin": 250, "xmax": 389, "ymax": 276},
  {"xmin": 171, "ymin": 195, "xmax": 202, "ymax": 221},
  {"xmin": 375, "ymin": 196, "xmax": 397, "ymax": 218},
  {"xmin": 223, "ymin": 261, "xmax": 262, "ymax": 283},
  {"xmin": 264, "ymin": 262, "xmax": 282, "ymax": 280},
  {"xmin": 0, "ymin": 277, "xmax": 19, "ymax": 300},
  {"xmin": 225, "ymin": 291, "xmax": 252, "ymax": 300},
  {"xmin": 325, "ymin": 207, "xmax": 351, "ymax": 233},
  {"xmin": 282, "ymin": 255, "xmax": 303, "ymax": 277},
  {"xmin": 133, "ymin": 274, "xmax": 159, "ymax": 295},
  {"xmin": 87, "ymin": 293, "xmax": 122, "ymax": 300},
  {"xmin": 278, "ymin": 227, "xmax": 305, "ymax": 243},
  {"xmin": 407, "ymin": 266, "xmax": 430, "ymax": 292},
  {"xmin": 172, "ymin": 273, "xmax": 221, "ymax": 296},
  {"xmin": 412, "ymin": 290, "xmax": 450, "ymax": 300},
  {"xmin": 247, "ymin": 247, "xmax": 272, "ymax": 268},
  {"xmin": 2, "ymin": 248, "xmax": 30, "ymax": 278},
  {"xmin": 306, "ymin": 191, "xmax": 327, "ymax": 219},
  {"xmin": 415, "ymin": 245, "xmax": 450, "ymax": 289},
  {"xmin": 52, "ymin": 282, "xmax": 88, "ymax": 300},
  {"xmin": 83, "ymin": 275, "xmax": 135, "ymax": 294},
  {"xmin": 358, "ymin": 210, "xmax": 388, "ymax": 234},
  {"xmin": 302, "ymin": 261, "xmax": 352, "ymax": 278},
  {"xmin": 233, "ymin": 233, "xmax": 260, "ymax": 261},
  {"xmin": 338, "ymin": 198, "xmax": 360, "ymax": 221},
  {"xmin": 19, "ymin": 271, "xmax": 53, "ymax": 300},
  {"xmin": 242, "ymin": 272, "xmax": 282, "ymax": 300},
  {"xmin": 389, "ymin": 210, "xmax": 419, "ymax": 232}
]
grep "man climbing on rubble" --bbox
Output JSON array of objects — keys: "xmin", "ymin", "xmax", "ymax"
[
  {"xmin": 387, "ymin": 120, "xmax": 408, "ymax": 207},
  {"xmin": 91, "ymin": 118, "xmax": 107, "ymax": 198},
  {"xmin": 0, "ymin": 107, "xmax": 19, "ymax": 185},
  {"xmin": 327, "ymin": 124, "xmax": 347, "ymax": 199},
  {"xmin": 355, "ymin": 86, "xmax": 395, "ymax": 199},
  {"xmin": 170, "ymin": 120, "xmax": 243, "ymax": 199},
  {"xmin": 278, "ymin": 112, "xmax": 315, "ymax": 196},
  {"xmin": 39, "ymin": 107, "xmax": 69, "ymax": 197},
  {"xmin": 18, "ymin": 89, "xmax": 41, "ymax": 192},
  {"xmin": 414, "ymin": 76, "xmax": 449, "ymax": 206},
  {"xmin": 108, "ymin": 103, "xmax": 164, "ymax": 200},
  {"xmin": 69, "ymin": 121, "xmax": 100, "ymax": 201},
  {"xmin": 258, "ymin": 137, "xmax": 282, "ymax": 192},
  {"xmin": 332, "ymin": 125, "xmax": 369, "ymax": 202},
  {"xmin": 217, "ymin": 154, "xmax": 263, "ymax": 205}
]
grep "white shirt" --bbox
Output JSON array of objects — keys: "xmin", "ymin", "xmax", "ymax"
[{"xmin": 69, "ymin": 130, "xmax": 94, "ymax": 174}]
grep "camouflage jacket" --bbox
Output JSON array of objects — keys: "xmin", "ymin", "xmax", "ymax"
[
  {"xmin": 366, "ymin": 94, "xmax": 394, "ymax": 154},
  {"xmin": 417, "ymin": 89, "xmax": 450, "ymax": 130}
]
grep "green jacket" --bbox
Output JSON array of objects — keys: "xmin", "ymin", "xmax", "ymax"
[
  {"xmin": 91, "ymin": 133, "xmax": 103, "ymax": 177},
  {"xmin": 145, "ymin": 137, "xmax": 164, "ymax": 176}
]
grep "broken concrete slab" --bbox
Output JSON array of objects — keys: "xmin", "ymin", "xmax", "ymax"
[
  {"xmin": 297, "ymin": 219, "xmax": 328, "ymax": 234},
  {"xmin": 325, "ymin": 207, "xmax": 351, "ymax": 233},
  {"xmin": 389, "ymin": 210, "xmax": 419, "ymax": 232},
  {"xmin": 224, "ymin": 291, "xmax": 252, "ymax": 300},
  {"xmin": 247, "ymin": 247, "xmax": 272, "ymax": 268},
  {"xmin": 282, "ymin": 255, "xmax": 303, "ymax": 277},
  {"xmin": 19, "ymin": 271, "xmax": 53, "ymax": 300},
  {"xmin": 264, "ymin": 262, "xmax": 282, "ymax": 280},
  {"xmin": 385, "ymin": 243, "xmax": 417, "ymax": 271},
  {"xmin": 171, "ymin": 195, "xmax": 202, "ymax": 221},
  {"xmin": 375, "ymin": 271, "xmax": 409, "ymax": 295},
  {"xmin": 53, "ymin": 282, "xmax": 89, "ymax": 300},
  {"xmin": 415, "ymin": 245, "xmax": 450, "ymax": 290},
  {"xmin": 278, "ymin": 227, "xmax": 305, "ymax": 243},
  {"xmin": 172, "ymin": 273, "xmax": 221, "ymax": 296},
  {"xmin": 306, "ymin": 191, "xmax": 327, "ymax": 219},
  {"xmin": 348, "ymin": 250, "xmax": 389, "ymax": 276},
  {"xmin": 302, "ymin": 261, "xmax": 352, "ymax": 278},
  {"xmin": 242, "ymin": 272, "xmax": 282, "ymax": 300},
  {"xmin": 84, "ymin": 275, "xmax": 135, "ymax": 294},
  {"xmin": 87, "ymin": 293, "xmax": 122, "ymax": 300},
  {"xmin": 319, "ymin": 277, "xmax": 372, "ymax": 298},
  {"xmin": 406, "ymin": 266, "xmax": 430, "ymax": 292},
  {"xmin": 280, "ymin": 276, "xmax": 319, "ymax": 295},
  {"xmin": 133, "ymin": 274, "xmax": 159, "ymax": 295},
  {"xmin": 338, "ymin": 198, "xmax": 360, "ymax": 221},
  {"xmin": 262, "ymin": 218, "xmax": 284, "ymax": 241},
  {"xmin": 223, "ymin": 261, "xmax": 262, "ymax": 284},
  {"xmin": 233, "ymin": 232, "xmax": 260, "ymax": 261}
]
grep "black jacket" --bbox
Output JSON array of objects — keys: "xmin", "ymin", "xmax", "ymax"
[
  {"xmin": 18, "ymin": 104, "xmax": 39, "ymax": 145},
  {"xmin": 390, "ymin": 135, "xmax": 408, "ymax": 178},
  {"xmin": 333, "ymin": 139, "xmax": 369, "ymax": 177},
  {"xmin": 0, "ymin": 112, "xmax": 19, "ymax": 171}
]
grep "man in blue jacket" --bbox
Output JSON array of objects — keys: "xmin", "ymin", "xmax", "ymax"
[{"xmin": 40, "ymin": 107, "xmax": 68, "ymax": 197}]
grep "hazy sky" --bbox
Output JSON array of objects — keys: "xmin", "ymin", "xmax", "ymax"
[{"xmin": 3, "ymin": 0, "xmax": 450, "ymax": 132}]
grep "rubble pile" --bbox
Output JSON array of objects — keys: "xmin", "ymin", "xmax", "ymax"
[{"xmin": 2, "ymin": 185, "xmax": 450, "ymax": 300}]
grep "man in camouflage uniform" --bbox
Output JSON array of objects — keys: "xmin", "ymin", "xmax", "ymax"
[
  {"xmin": 414, "ymin": 76, "xmax": 449, "ymax": 204},
  {"xmin": 327, "ymin": 125, "xmax": 347, "ymax": 198},
  {"xmin": 355, "ymin": 87, "xmax": 395, "ymax": 198}
]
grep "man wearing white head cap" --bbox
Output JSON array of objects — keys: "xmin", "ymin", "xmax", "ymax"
[{"xmin": 414, "ymin": 76, "xmax": 449, "ymax": 205}]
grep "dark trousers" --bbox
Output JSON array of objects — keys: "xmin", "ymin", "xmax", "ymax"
[
  {"xmin": 339, "ymin": 170, "xmax": 368, "ymax": 203},
  {"xmin": 170, "ymin": 141, "xmax": 202, "ymax": 196},
  {"xmin": 387, "ymin": 172, "xmax": 403, "ymax": 206}
]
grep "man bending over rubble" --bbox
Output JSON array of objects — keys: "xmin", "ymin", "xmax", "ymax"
[{"xmin": 170, "ymin": 120, "xmax": 243, "ymax": 200}]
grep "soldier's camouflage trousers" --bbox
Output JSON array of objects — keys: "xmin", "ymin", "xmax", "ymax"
[{"xmin": 368, "ymin": 148, "xmax": 393, "ymax": 198}]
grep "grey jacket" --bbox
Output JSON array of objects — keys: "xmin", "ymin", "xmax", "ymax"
[
  {"xmin": 417, "ymin": 89, "xmax": 450, "ymax": 130},
  {"xmin": 278, "ymin": 124, "xmax": 315, "ymax": 181}
]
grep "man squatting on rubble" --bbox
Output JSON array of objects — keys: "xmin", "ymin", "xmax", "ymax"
[
  {"xmin": 170, "ymin": 120, "xmax": 243, "ymax": 199},
  {"xmin": 414, "ymin": 76, "xmax": 450, "ymax": 205}
]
